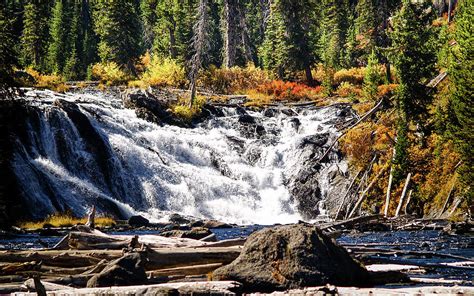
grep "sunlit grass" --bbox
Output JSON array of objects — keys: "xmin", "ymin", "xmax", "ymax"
[{"xmin": 18, "ymin": 213, "xmax": 116, "ymax": 230}]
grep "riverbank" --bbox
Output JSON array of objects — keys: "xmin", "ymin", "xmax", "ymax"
[{"xmin": 1, "ymin": 216, "xmax": 473, "ymax": 294}]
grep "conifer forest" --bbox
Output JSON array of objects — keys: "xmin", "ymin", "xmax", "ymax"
[{"xmin": 0, "ymin": 0, "xmax": 472, "ymax": 293}]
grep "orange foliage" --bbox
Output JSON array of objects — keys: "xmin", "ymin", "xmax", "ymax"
[
  {"xmin": 334, "ymin": 67, "xmax": 366, "ymax": 85},
  {"xmin": 256, "ymin": 80, "xmax": 324, "ymax": 101},
  {"xmin": 377, "ymin": 84, "xmax": 398, "ymax": 97}
]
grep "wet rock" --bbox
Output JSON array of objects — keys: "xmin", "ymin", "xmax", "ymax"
[
  {"xmin": 160, "ymin": 227, "xmax": 216, "ymax": 241},
  {"xmin": 288, "ymin": 118, "xmax": 301, "ymax": 130},
  {"xmin": 128, "ymin": 215, "xmax": 150, "ymax": 227},
  {"xmin": 189, "ymin": 220, "xmax": 205, "ymax": 228},
  {"xmin": 263, "ymin": 108, "xmax": 278, "ymax": 117},
  {"xmin": 203, "ymin": 220, "xmax": 233, "ymax": 229},
  {"xmin": 169, "ymin": 213, "xmax": 191, "ymax": 224},
  {"xmin": 280, "ymin": 108, "xmax": 298, "ymax": 117},
  {"xmin": 121, "ymin": 89, "xmax": 188, "ymax": 127},
  {"xmin": 212, "ymin": 224, "xmax": 371, "ymax": 292},
  {"xmin": 38, "ymin": 228, "xmax": 61, "ymax": 237},
  {"xmin": 87, "ymin": 252, "xmax": 147, "ymax": 287},
  {"xmin": 238, "ymin": 114, "xmax": 256, "ymax": 124}
]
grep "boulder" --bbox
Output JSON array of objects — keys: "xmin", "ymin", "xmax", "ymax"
[
  {"xmin": 169, "ymin": 213, "xmax": 191, "ymax": 224},
  {"xmin": 160, "ymin": 227, "xmax": 216, "ymax": 241},
  {"xmin": 128, "ymin": 215, "xmax": 150, "ymax": 227},
  {"xmin": 87, "ymin": 252, "xmax": 147, "ymax": 287},
  {"xmin": 212, "ymin": 224, "xmax": 371, "ymax": 292},
  {"xmin": 203, "ymin": 220, "xmax": 233, "ymax": 229}
]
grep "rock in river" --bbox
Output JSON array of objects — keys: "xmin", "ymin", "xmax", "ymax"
[{"xmin": 212, "ymin": 223, "xmax": 371, "ymax": 292}]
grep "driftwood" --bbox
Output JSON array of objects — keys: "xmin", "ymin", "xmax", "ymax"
[
  {"xmin": 403, "ymin": 190, "xmax": 413, "ymax": 215},
  {"xmin": 148, "ymin": 263, "xmax": 223, "ymax": 277},
  {"xmin": 12, "ymin": 281, "xmax": 242, "ymax": 296},
  {"xmin": 320, "ymin": 215, "xmax": 381, "ymax": 231},
  {"xmin": 334, "ymin": 169, "xmax": 362, "ymax": 220},
  {"xmin": 439, "ymin": 180, "xmax": 456, "ymax": 217},
  {"xmin": 348, "ymin": 167, "xmax": 386, "ymax": 219},
  {"xmin": 384, "ymin": 149, "xmax": 395, "ymax": 217},
  {"xmin": 24, "ymin": 278, "xmax": 70, "ymax": 292},
  {"xmin": 395, "ymin": 173, "xmax": 411, "ymax": 217}
]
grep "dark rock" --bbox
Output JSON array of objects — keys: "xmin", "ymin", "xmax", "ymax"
[
  {"xmin": 189, "ymin": 220, "xmax": 205, "ymax": 228},
  {"xmin": 263, "ymin": 108, "xmax": 278, "ymax": 117},
  {"xmin": 128, "ymin": 215, "xmax": 150, "ymax": 227},
  {"xmin": 160, "ymin": 227, "xmax": 215, "ymax": 241},
  {"xmin": 238, "ymin": 114, "xmax": 256, "ymax": 124},
  {"xmin": 288, "ymin": 118, "xmax": 301, "ymax": 130},
  {"xmin": 203, "ymin": 220, "xmax": 233, "ymax": 229},
  {"xmin": 280, "ymin": 108, "xmax": 298, "ymax": 117},
  {"xmin": 38, "ymin": 228, "xmax": 61, "ymax": 237},
  {"xmin": 169, "ymin": 213, "xmax": 191, "ymax": 224},
  {"xmin": 212, "ymin": 224, "xmax": 371, "ymax": 292},
  {"xmin": 87, "ymin": 252, "xmax": 147, "ymax": 287}
]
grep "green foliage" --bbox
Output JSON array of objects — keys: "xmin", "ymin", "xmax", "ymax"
[
  {"xmin": 94, "ymin": 0, "xmax": 143, "ymax": 72},
  {"xmin": 362, "ymin": 50, "xmax": 380, "ymax": 101},
  {"xmin": 46, "ymin": 0, "xmax": 67, "ymax": 73},
  {"xmin": 355, "ymin": 0, "xmax": 377, "ymax": 54},
  {"xmin": 388, "ymin": 0, "xmax": 437, "ymax": 119},
  {"xmin": 0, "ymin": 3, "xmax": 17, "ymax": 87},
  {"xmin": 20, "ymin": 2, "xmax": 49, "ymax": 70},
  {"xmin": 448, "ymin": 0, "xmax": 473, "ymax": 201}
]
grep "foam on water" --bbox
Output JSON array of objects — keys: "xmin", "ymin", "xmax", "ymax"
[{"xmin": 13, "ymin": 90, "xmax": 347, "ymax": 225}]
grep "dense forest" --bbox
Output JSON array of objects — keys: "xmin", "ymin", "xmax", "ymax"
[{"xmin": 0, "ymin": 0, "xmax": 472, "ymax": 218}]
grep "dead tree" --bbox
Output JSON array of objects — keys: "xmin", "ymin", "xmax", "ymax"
[{"xmin": 189, "ymin": 0, "xmax": 211, "ymax": 108}]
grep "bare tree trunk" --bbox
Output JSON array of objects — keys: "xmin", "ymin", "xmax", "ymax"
[
  {"xmin": 189, "ymin": 0, "xmax": 210, "ymax": 108},
  {"xmin": 439, "ymin": 180, "xmax": 456, "ymax": 217},
  {"xmin": 169, "ymin": 24, "xmax": 177, "ymax": 59},
  {"xmin": 348, "ymin": 167, "xmax": 386, "ymax": 219},
  {"xmin": 395, "ymin": 173, "xmax": 412, "ymax": 217},
  {"xmin": 404, "ymin": 189, "xmax": 413, "ymax": 215},
  {"xmin": 384, "ymin": 148, "xmax": 396, "ymax": 217},
  {"xmin": 447, "ymin": 0, "xmax": 453, "ymax": 23},
  {"xmin": 335, "ymin": 169, "xmax": 362, "ymax": 220},
  {"xmin": 223, "ymin": 0, "xmax": 238, "ymax": 68}
]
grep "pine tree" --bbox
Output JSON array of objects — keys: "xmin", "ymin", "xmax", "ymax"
[
  {"xmin": 0, "ymin": 2, "xmax": 18, "ymax": 88},
  {"xmin": 47, "ymin": 0, "xmax": 67, "ymax": 73},
  {"xmin": 362, "ymin": 49, "xmax": 379, "ymax": 101},
  {"xmin": 64, "ymin": 1, "xmax": 81, "ymax": 80},
  {"xmin": 20, "ymin": 2, "xmax": 49, "ymax": 69},
  {"xmin": 94, "ymin": 0, "xmax": 143, "ymax": 73},
  {"xmin": 260, "ymin": 1, "xmax": 290, "ymax": 79},
  {"xmin": 154, "ymin": 0, "xmax": 196, "ymax": 62},
  {"xmin": 80, "ymin": 0, "xmax": 98, "ymax": 76},
  {"xmin": 140, "ymin": 0, "xmax": 158, "ymax": 50},
  {"xmin": 448, "ymin": 0, "xmax": 473, "ymax": 201},
  {"xmin": 388, "ymin": 0, "xmax": 437, "ymax": 182},
  {"xmin": 355, "ymin": 0, "xmax": 377, "ymax": 56}
]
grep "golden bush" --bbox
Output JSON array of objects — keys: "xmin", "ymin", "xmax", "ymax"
[
  {"xmin": 91, "ymin": 62, "xmax": 128, "ymax": 86},
  {"xmin": 140, "ymin": 57, "xmax": 186, "ymax": 88}
]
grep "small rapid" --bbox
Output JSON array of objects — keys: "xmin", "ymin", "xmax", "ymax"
[{"xmin": 10, "ymin": 89, "xmax": 354, "ymax": 225}]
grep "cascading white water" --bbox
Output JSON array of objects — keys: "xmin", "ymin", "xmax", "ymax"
[{"xmin": 12, "ymin": 89, "xmax": 351, "ymax": 225}]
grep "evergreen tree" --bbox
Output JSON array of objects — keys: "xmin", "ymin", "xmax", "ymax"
[
  {"xmin": 20, "ymin": 2, "xmax": 49, "ymax": 69},
  {"xmin": 154, "ymin": 0, "xmax": 196, "ymax": 62},
  {"xmin": 47, "ymin": 0, "xmax": 68, "ymax": 73},
  {"xmin": 64, "ymin": 1, "xmax": 81, "ymax": 80},
  {"xmin": 80, "ymin": 0, "xmax": 98, "ymax": 76},
  {"xmin": 0, "ymin": 2, "xmax": 18, "ymax": 88},
  {"xmin": 362, "ymin": 49, "xmax": 379, "ymax": 101},
  {"xmin": 260, "ymin": 1, "xmax": 290, "ymax": 78},
  {"xmin": 448, "ymin": 0, "xmax": 473, "ymax": 201},
  {"xmin": 320, "ymin": 0, "xmax": 349, "ymax": 70},
  {"xmin": 355, "ymin": 0, "xmax": 377, "ymax": 56},
  {"xmin": 94, "ymin": 0, "xmax": 143, "ymax": 72},
  {"xmin": 140, "ymin": 0, "xmax": 158, "ymax": 50},
  {"xmin": 388, "ymin": 0, "xmax": 436, "ymax": 181}
]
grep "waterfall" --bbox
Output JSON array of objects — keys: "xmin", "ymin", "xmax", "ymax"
[{"xmin": 9, "ymin": 89, "xmax": 354, "ymax": 225}]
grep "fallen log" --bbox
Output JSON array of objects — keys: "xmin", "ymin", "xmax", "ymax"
[
  {"xmin": 348, "ymin": 167, "xmax": 387, "ymax": 219},
  {"xmin": 145, "ymin": 247, "xmax": 241, "ymax": 270},
  {"xmin": 12, "ymin": 281, "xmax": 242, "ymax": 296},
  {"xmin": 148, "ymin": 263, "xmax": 223, "ymax": 277},
  {"xmin": 335, "ymin": 169, "xmax": 362, "ymax": 220},
  {"xmin": 319, "ymin": 215, "xmax": 381, "ymax": 231},
  {"xmin": 395, "ymin": 173, "xmax": 411, "ymax": 217},
  {"xmin": 23, "ymin": 278, "xmax": 71, "ymax": 292}
]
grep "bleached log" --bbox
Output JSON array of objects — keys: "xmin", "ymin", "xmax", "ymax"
[
  {"xmin": 439, "ymin": 180, "xmax": 456, "ymax": 217},
  {"xmin": 23, "ymin": 278, "xmax": 70, "ymax": 292},
  {"xmin": 384, "ymin": 165, "xmax": 394, "ymax": 217},
  {"xmin": 145, "ymin": 247, "xmax": 241, "ymax": 270},
  {"xmin": 148, "ymin": 263, "xmax": 223, "ymax": 277},
  {"xmin": 335, "ymin": 169, "xmax": 362, "ymax": 220},
  {"xmin": 403, "ymin": 189, "xmax": 413, "ymax": 215},
  {"xmin": 348, "ymin": 168, "xmax": 386, "ymax": 219},
  {"xmin": 395, "ymin": 173, "xmax": 411, "ymax": 217},
  {"xmin": 12, "ymin": 281, "xmax": 242, "ymax": 296}
]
